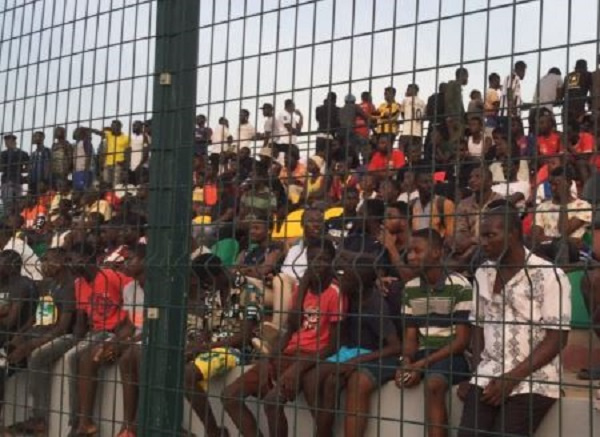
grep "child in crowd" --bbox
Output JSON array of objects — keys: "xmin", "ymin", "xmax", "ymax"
[{"xmin": 223, "ymin": 239, "xmax": 346, "ymax": 437}]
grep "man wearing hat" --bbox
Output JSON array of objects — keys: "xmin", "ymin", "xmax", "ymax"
[
  {"xmin": 0, "ymin": 133, "xmax": 29, "ymax": 214},
  {"xmin": 339, "ymin": 93, "xmax": 371, "ymax": 165}
]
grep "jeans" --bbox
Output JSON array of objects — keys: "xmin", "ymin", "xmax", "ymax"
[{"xmin": 1, "ymin": 181, "xmax": 22, "ymax": 215}]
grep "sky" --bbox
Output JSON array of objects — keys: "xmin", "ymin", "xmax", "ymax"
[{"xmin": 0, "ymin": 0, "xmax": 598, "ymax": 154}]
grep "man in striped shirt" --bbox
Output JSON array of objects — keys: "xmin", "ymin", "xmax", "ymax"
[{"xmin": 395, "ymin": 229, "xmax": 472, "ymax": 437}]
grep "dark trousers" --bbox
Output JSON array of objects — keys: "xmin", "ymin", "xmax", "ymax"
[{"xmin": 457, "ymin": 384, "xmax": 556, "ymax": 437}]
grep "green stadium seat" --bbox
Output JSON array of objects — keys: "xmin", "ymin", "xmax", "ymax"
[
  {"xmin": 211, "ymin": 238, "xmax": 239, "ymax": 267},
  {"xmin": 568, "ymin": 270, "xmax": 591, "ymax": 329}
]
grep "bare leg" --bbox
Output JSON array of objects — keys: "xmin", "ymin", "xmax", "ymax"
[
  {"xmin": 424, "ymin": 377, "xmax": 450, "ymax": 437},
  {"xmin": 76, "ymin": 349, "xmax": 102, "ymax": 434},
  {"xmin": 184, "ymin": 362, "xmax": 223, "ymax": 437},
  {"xmin": 263, "ymin": 387, "xmax": 288, "ymax": 437},
  {"xmin": 344, "ymin": 371, "xmax": 375, "ymax": 437},
  {"xmin": 118, "ymin": 345, "xmax": 141, "ymax": 433}
]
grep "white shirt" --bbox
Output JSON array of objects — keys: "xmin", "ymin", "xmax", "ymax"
[
  {"xmin": 3, "ymin": 237, "xmax": 42, "ymax": 281},
  {"xmin": 501, "ymin": 72, "xmax": 523, "ymax": 116},
  {"xmin": 280, "ymin": 240, "xmax": 307, "ymax": 281},
  {"xmin": 123, "ymin": 280, "xmax": 145, "ymax": 333},
  {"xmin": 398, "ymin": 190, "xmax": 419, "ymax": 203},
  {"xmin": 273, "ymin": 111, "xmax": 299, "ymax": 145},
  {"xmin": 535, "ymin": 180, "xmax": 578, "ymax": 204},
  {"xmin": 400, "ymin": 96, "xmax": 425, "ymax": 138},
  {"xmin": 533, "ymin": 73, "xmax": 563, "ymax": 111},
  {"xmin": 210, "ymin": 126, "xmax": 231, "ymax": 154},
  {"xmin": 470, "ymin": 250, "xmax": 571, "ymax": 399},
  {"xmin": 234, "ymin": 123, "xmax": 256, "ymax": 152},
  {"xmin": 468, "ymin": 136, "xmax": 484, "ymax": 157},
  {"xmin": 491, "ymin": 181, "xmax": 530, "ymax": 207},
  {"xmin": 533, "ymin": 198, "xmax": 592, "ymax": 239},
  {"xmin": 130, "ymin": 133, "xmax": 145, "ymax": 170}
]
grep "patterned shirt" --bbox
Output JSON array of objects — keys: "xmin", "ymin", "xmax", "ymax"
[
  {"xmin": 455, "ymin": 192, "xmax": 504, "ymax": 238},
  {"xmin": 533, "ymin": 198, "xmax": 592, "ymax": 239},
  {"xmin": 470, "ymin": 250, "xmax": 571, "ymax": 398},
  {"xmin": 376, "ymin": 101, "xmax": 401, "ymax": 135},
  {"xmin": 402, "ymin": 273, "xmax": 472, "ymax": 350}
]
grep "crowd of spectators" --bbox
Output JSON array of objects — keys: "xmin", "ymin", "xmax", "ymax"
[{"xmin": 0, "ymin": 55, "xmax": 598, "ymax": 437}]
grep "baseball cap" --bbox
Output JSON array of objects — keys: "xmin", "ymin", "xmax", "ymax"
[
  {"xmin": 259, "ymin": 103, "xmax": 273, "ymax": 110},
  {"xmin": 345, "ymin": 94, "xmax": 356, "ymax": 103}
]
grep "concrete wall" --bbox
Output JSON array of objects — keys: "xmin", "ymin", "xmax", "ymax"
[{"xmin": 3, "ymin": 361, "xmax": 599, "ymax": 436}]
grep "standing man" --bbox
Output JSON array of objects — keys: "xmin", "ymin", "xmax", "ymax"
[
  {"xmin": 592, "ymin": 54, "xmax": 600, "ymax": 125},
  {"xmin": 484, "ymin": 73, "xmax": 502, "ymax": 138},
  {"xmin": 273, "ymin": 99, "xmax": 303, "ymax": 159},
  {"xmin": 91, "ymin": 120, "xmax": 130, "ymax": 186},
  {"xmin": 374, "ymin": 86, "xmax": 402, "ymax": 138},
  {"xmin": 129, "ymin": 121, "xmax": 149, "ymax": 186},
  {"xmin": 51, "ymin": 127, "xmax": 73, "ymax": 188},
  {"xmin": 256, "ymin": 103, "xmax": 275, "ymax": 158},
  {"xmin": 564, "ymin": 59, "xmax": 593, "ymax": 127},
  {"xmin": 458, "ymin": 201, "xmax": 571, "ymax": 437},
  {"xmin": 29, "ymin": 131, "xmax": 51, "ymax": 195},
  {"xmin": 339, "ymin": 94, "xmax": 370, "ymax": 165},
  {"xmin": 501, "ymin": 60, "xmax": 527, "ymax": 117},
  {"xmin": 194, "ymin": 114, "xmax": 212, "ymax": 157},
  {"xmin": 315, "ymin": 91, "xmax": 341, "ymax": 139},
  {"xmin": 445, "ymin": 68, "xmax": 469, "ymax": 144},
  {"xmin": 533, "ymin": 67, "xmax": 564, "ymax": 112},
  {"xmin": 399, "ymin": 84, "xmax": 426, "ymax": 153},
  {"xmin": 0, "ymin": 133, "xmax": 29, "ymax": 214},
  {"xmin": 234, "ymin": 109, "xmax": 256, "ymax": 154},
  {"xmin": 72, "ymin": 128, "xmax": 93, "ymax": 191}
]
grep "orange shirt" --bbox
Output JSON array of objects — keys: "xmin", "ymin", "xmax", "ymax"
[
  {"xmin": 574, "ymin": 132, "xmax": 595, "ymax": 154},
  {"xmin": 537, "ymin": 132, "xmax": 562, "ymax": 156},
  {"xmin": 21, "ymin": 204, "xmax": 48, "ymax": 229},
  {"xmin": 367, "ymin": 150, "xmax": 406, "ymax": 173}
]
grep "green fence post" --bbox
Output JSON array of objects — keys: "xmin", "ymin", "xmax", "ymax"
[{"xmin": 138, "ymin": 0, "xmax": 200, "ymax": 435}]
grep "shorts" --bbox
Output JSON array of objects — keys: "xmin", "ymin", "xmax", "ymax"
[
  {"xmin": 326, "ymin": 346, "xmax": 372, "ymax": 363},
  {"xmin": 414, "ymin": 349, "xmax": 471, "ymax": 386},
  {"xmin": 194, "ymin": 347, "xmax": 241, "ymax": 390},
  {"xmin": 354, "ymin": 355, "xmax": 399, "ymax": 387}
]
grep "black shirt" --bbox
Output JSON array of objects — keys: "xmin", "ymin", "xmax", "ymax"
[
  {"xmin": 28, "ymin": 276, "xmax": 76, "ymax": 334},
  {"xmin": 341, "ymin": 232, "xmax": 392, "ymax": 275},
  {"xmin": 565, "ymin": 70, "xmax": 593, "ymax": 117},
  {"xmin": 0, "ymin": 148, "xmax": 29, "ymax": 183},
  {"xmin": 342, "ymin": 291, "xmax": 397, "ymax": 350},
  {"xmin": 0, "ymin": 275, "xmax": 38, "ymax": 342},
  {"xmin": 316, "ymin": 102, "xmax": 341, "ymax": 135}
]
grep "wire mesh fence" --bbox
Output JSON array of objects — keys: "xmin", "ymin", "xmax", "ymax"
[{"xmin": 0, "ymin": 0, "xmax": 597, "ymax": 436}]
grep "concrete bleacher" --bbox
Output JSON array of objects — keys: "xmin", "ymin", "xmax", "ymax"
[{"xmin": 2, "ymin": 348, "xmax": 599, "ymax": 437}]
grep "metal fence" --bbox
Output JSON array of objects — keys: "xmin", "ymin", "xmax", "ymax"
[{"xmin": 0, "ymin": 0, "xmax": 598, "ymax": 436}]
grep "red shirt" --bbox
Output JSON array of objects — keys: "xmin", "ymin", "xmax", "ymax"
[
  {"xmin": 284, "ymin": 282, "xmax": 347, "ymax": 354},
  {"xmin": 574, "ymin": 132, "xmax": 594, "ymax": 154},
  {"xmin": 355, "ymin": 101, "xmax": 375, "ymax": 138},
  {"xmin": 367, "ymin": 150, "xmax": 406, "ymax": 173},
  {"xmin": 75, "ymin": 269, "xmax": 132, "ymax": 332},
  {"xmin": 537, "ymin": 132, "xmax": 562, "ymax": 156}
]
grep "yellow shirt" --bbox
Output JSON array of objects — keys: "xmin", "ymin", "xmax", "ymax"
[
  {"xmin": 376, "ymin": 101, "xmax": 401, "ymax": 134},
  {"xmin": 105, "ymin": 132, "xmax": 130, "ymax": 166},
  {"xmin": 85, "ymin": 200, "xmax": 113, "ymax": 222}
]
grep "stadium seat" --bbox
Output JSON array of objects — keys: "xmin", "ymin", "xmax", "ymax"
[
  {"xmin": 324, "ymin": 206, "xmax": 344, "ymax": 220},
  {"xmin": 568, "ymin": 270, "xmax": 591, "ymax": 329},
  {"xmin": 272, "ymin": 209, "xmax": 305, "ymax": 240},
  {"xmin": 211, "ymin": 238, "xmax": 239, "ymax": 267}
]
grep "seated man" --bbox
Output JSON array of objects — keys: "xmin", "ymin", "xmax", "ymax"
[
  {"xmin": 234, "ymin": 214, "xmax": 283, "ymax": 353},
  {"xmin": 531, "ymin": 166, "xmax": 591, "ymax": 263},
  {"xmin": 458, "ymin": 201, "xmax": 571, "ymax": 437},
  {"xmin": 453, "ymin": 166, "xmax": 503, "ymax": 268},
  {"xmin": 223, "ymin": 239, "xmax": 346, "ymax": 437},
  {"xmin": 396, "ymin": 229, "xmax": 472, "ymax": 437},
  {"xmin": 303, "ymin": 257, "xmax": 401, "ymax": 437},
  {"xmin": 184, "ymin": 253, "xmax": 261, "ymax": 437},
  {"xmin": 367, "ymin": 134, "xmax": 405, "ymax": 179},
  {"xmin": 410, "ymin": 167, "xmax": 455, "ymax": 238},
  {"xmin": 3, "ymin": 248, "xmax": 75, "ymax": 435},
  {"xmin": 66, "ymin": 242, "xmax": 132, "ymax": 435},
  {"xmin": 256, "ymin": 208, "xmax": 325, "ymax": 354}
]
